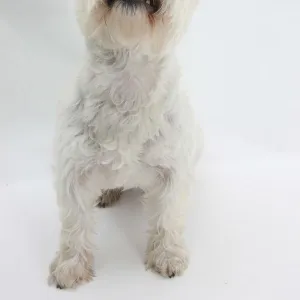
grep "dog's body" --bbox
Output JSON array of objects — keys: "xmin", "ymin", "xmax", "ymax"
[{"xmin": 49, "ymin": 0, "xmax": 200, "ymax": 289}]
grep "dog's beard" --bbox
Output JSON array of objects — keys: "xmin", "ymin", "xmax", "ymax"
[
  {"xmin": 86, "ymin": 0, "xmax": 169, "ymax": 53},
  {"xmin": 105, "ymin": 3, "xmax": 152, "ymax": 47},
  {"xmin": 82, "ymin": 0, "xmax": 198, "ymax": 55}
]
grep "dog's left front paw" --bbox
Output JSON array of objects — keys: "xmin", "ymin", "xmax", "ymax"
[{"xmin": 145, "ymin": 241, "xmax": 189, "ymax": 278}]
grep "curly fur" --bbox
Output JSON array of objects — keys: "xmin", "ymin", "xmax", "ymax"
[{"xmin": 49, "ymin": 0, "xmax": 201, "ymax": 289}]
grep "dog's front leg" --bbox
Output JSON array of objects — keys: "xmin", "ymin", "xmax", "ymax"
[
  {"xmin": 49, "ymin": 165, "xmax": 99, "ymax": 289},
  {"xmin": 145, "ymin": 168, "xmax": 190, "ymax": 278}
]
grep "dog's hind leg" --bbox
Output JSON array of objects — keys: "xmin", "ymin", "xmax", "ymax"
[{"xmin": 97, "ymin": 187, "xmax": 123, "ymax": 208}]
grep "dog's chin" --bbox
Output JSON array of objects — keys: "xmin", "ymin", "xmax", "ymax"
[{"xmin": 87, "ymin": 1, "xmax": 168, "ymax": 54}]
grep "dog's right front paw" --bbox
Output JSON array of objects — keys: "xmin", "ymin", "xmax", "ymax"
[
  {"xmin": 145, "ymin": 237, "xmax": 189, "ymax": 278},
  {"xmin": 48, "ymin": 252, "xmax": 94, "ymax": 289}
]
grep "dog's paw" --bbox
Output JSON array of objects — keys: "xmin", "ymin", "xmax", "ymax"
[
  {"xmin": 97, "ymin": 188, "xmax": 123, "ymax": 208},
  {"xmin": 48, "ymin": 252, "xmax": 94, "ymax": 289},
  {"xmin": 145, "ymin": 241, "xmax": 189, "ymax": 278}
]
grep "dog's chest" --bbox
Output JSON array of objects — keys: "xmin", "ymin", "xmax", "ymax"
[
  {"xmin": 80, "ymin": 54, "xmax": 167, "ymax": 169},
  {"xmin": 109, "ymin": 60, "xmax": 157, "ymax": 112}
]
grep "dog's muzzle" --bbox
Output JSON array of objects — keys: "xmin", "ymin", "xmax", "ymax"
[{"xmin": 106, "ymin": 0, "xmax": 161, "ymax": 14}]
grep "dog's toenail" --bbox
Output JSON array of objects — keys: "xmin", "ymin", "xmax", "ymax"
[{"xmin": 56, "ymin": 284, "xmax": 64, "ymax": 289}]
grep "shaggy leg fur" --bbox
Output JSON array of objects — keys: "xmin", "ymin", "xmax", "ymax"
[
  {"xmin": 97, "ymin": 188, "xmax": 123, "ymax": 208},
  {"xmin": 145, "ymin": 171, "xmax": 189, "ymax": 278},
  {"xmin": 49, "ymin": 166, "xmax": 99, "ymax": 289}
]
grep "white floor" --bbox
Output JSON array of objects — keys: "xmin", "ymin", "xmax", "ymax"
[{"xmin": 0, "ymin": 0, "xmax": 299, "ymax": 299}]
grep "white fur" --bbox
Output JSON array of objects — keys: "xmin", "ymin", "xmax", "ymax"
[{"xmin": 49, "ymin": 0, "xmax": 200, "ymax": 288}]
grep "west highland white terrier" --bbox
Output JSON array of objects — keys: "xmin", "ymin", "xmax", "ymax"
[{"xmin": 49, "ymin": 0, "xmax": 200, "ymax": 289}]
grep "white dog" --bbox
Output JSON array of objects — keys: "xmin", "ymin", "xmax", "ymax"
[{"xmin": 49, "ymin": 0, "xmax": 200, "ymax": 289}]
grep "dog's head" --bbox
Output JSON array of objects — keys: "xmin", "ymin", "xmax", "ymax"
[{"xmin": 77, "ymin": 0, "xmax": 198, "ymax": 55}]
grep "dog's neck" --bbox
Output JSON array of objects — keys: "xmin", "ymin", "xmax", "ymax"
[
  {"xmin": 87, "ymin": 42, "xmax": 167, "ymax": 72},
  {"xmin": 86, "ymin": 37, "xmax": 168, "ymax": 57},
  {"xmin": 84, "ymin": 41, "xmax": 175, "ymax": 112}
]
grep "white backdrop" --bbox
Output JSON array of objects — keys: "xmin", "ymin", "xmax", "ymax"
[{"xmin": 0, "ymin": 0, "xmax": 299, "ymax": 299}]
